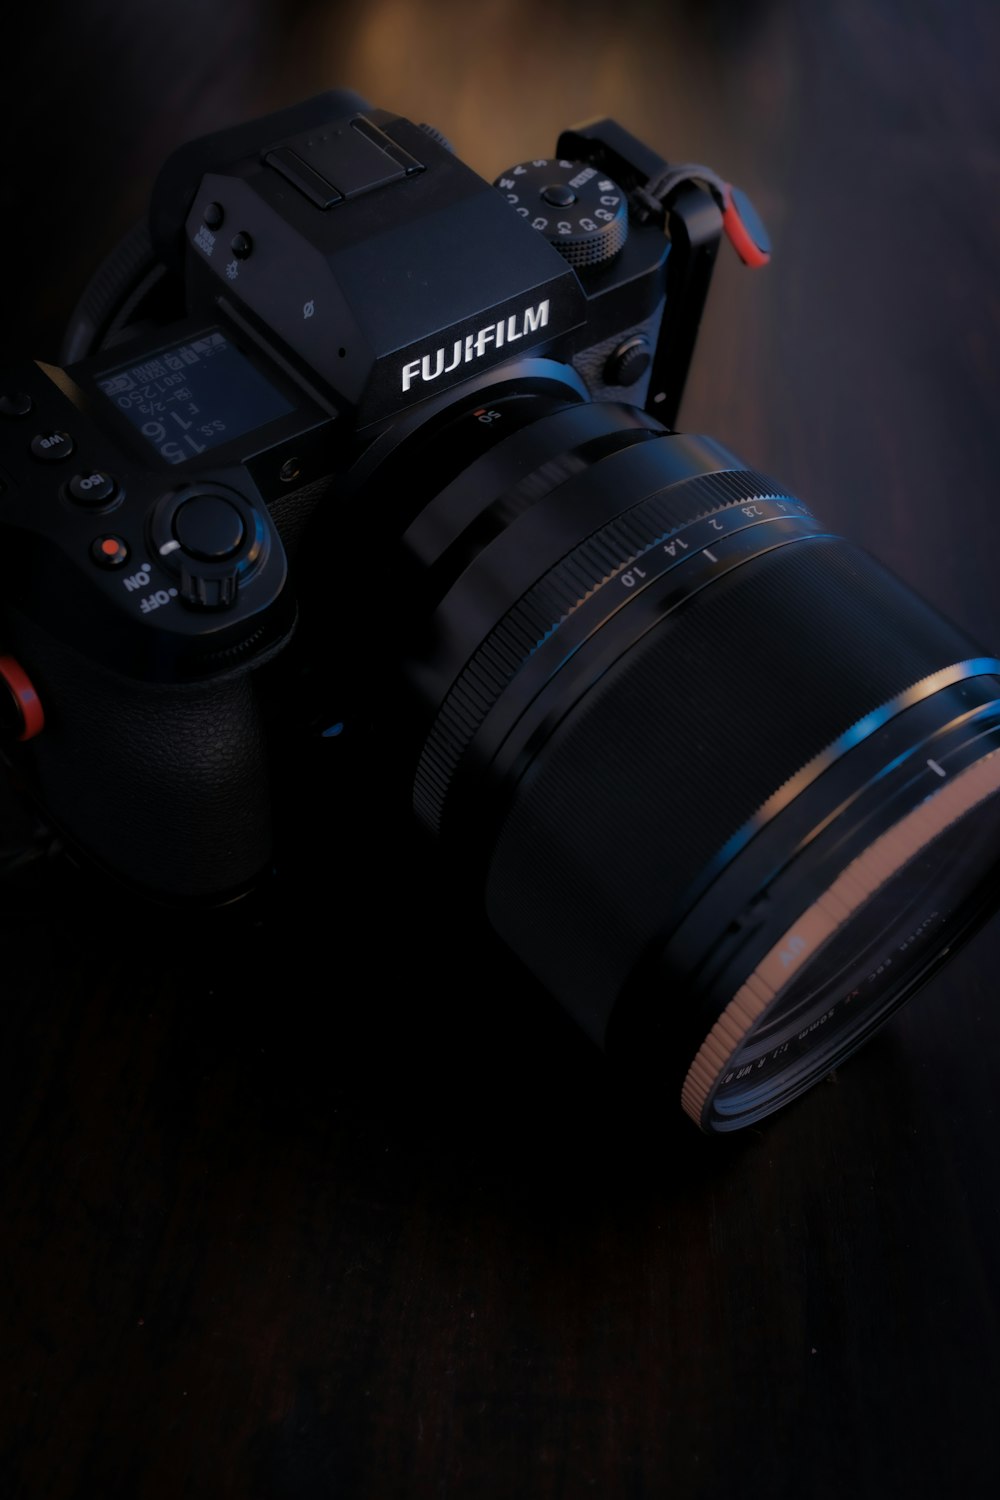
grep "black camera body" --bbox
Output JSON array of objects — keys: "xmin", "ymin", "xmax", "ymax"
[
  {"xmin": 9, "ymin": 90, "xmax": 1000, "ymax": 1133},
  {"xmin": 0, "ymin": 91, "xmax": 730, "ymax": 900}
]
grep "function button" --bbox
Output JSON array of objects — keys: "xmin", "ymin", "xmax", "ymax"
[
  {"xmin": 604, "ymin": 336, "xmax": 652, "ymax": 388},
  {"xmin": 30, "ymin": 430, "xmax": 75, "ymax": 463},
  {"xmin": 173, "ymin": 494, "xmax": 246, "ymax": 561},
  {"xmin": 67, "ymin": 470, "xmax": 118, "ymax": 506},
  {"xmin": 0, "ymin": 391, "xmax": 33, "ymax": 418},
  {"xmin": 91, "ymin": 535, "xmax": 129, "ymax": 569},
  {"xmin": 203, "ymin": 201, "xmax": 225, "ymax": 229},
  {"xmin": 230, "ymin": 231, "xmax": 253, "ymax": 259}
]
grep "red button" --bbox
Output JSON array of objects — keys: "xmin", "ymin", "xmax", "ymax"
[
  {"xmin": 0, "ymin": 655, "xmax": 44, "ymax": 741},
  {"xmin": 91, "ymin": 535, "xmax": 129, "ymax": 568}
]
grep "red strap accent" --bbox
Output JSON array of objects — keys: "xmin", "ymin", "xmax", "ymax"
[
  {"xmin": 0, "ymin": 655, "xmax": 45, "ymax": 741},
  {"xmin": 722, "ymin": 184, "xmax": 771, "ymax": 268}
]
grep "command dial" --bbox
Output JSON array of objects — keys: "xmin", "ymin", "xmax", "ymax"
[{"xmin": 493, "ymin": 159, "xmax": 628, "ymax": 269}]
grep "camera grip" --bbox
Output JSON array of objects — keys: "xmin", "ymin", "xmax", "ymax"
[{"xmin": 6, "ymin": 612, "xmax": 272, "ymax": 899}]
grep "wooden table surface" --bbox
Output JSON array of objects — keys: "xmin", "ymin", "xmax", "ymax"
[{"xmin": 3, "ymin": 2, "xmax": 1000, "ymax": 1495}]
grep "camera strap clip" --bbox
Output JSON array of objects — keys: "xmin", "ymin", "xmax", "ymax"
[
  {"xmin": 556, "ymin": 120, "xmax": 770, "ymax": 428},
  {"xmin": 641, "ymin": 167, "xmax": 771, "ymax": 427},
  {"xmin": 642, "ymin": 166, "xmax": 771, "ymax": 269}
]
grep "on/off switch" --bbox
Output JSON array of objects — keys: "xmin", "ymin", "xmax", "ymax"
[{"xmin": 150, "ymin": 484, "xmax": 263, "ymax": 612}]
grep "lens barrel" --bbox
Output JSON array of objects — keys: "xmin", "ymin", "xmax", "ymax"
[{"xmin": 391, "ymin": 388, "xmax": 1000, "ymax": 1131}]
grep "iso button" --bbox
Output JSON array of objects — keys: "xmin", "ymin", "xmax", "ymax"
[{"xmin": 67, "ymin": 470, "xmax": 118, "ymax": 507}]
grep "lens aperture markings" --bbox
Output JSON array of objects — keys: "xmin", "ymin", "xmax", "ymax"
[
  {"xmin": 460, "ymin": 505, "xmax": 833, "ymax": 826},
  {"xmin": 528, "ymin": 495, "xmax": 820, "ymax": 667}
]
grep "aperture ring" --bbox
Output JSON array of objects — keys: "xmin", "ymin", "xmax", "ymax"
[{"xmin": 415, "ymin": 468, "xmax": 805, "ymax": 832}]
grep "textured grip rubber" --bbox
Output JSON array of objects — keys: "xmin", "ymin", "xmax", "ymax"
[{"xmin": 7, "ymin": 609, "xmax": 272, "ymax": 899}]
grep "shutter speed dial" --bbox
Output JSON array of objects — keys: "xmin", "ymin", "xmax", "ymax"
[{"xmin": 493, "ymin": 158, "xmax": 629, "ymax": 269}]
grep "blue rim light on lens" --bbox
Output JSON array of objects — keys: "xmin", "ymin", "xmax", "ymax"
[{"xmin": 676, "ymin": 658, "xmax": 1000, "ymax": 924}]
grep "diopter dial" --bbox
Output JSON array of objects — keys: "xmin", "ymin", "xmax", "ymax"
[{"xmin": 493, "ymin": 158, "xmax": 628, "ymax": 269}]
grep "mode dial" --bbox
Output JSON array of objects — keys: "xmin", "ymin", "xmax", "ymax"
[{"xmin": 493, "ymin": 158, "xmax": 628, "ymax": 270}]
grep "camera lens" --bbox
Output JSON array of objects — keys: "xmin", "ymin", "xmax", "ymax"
[{"xmin": 381, "ymin": 379, "xmax": 1000, "ymax": 1131}]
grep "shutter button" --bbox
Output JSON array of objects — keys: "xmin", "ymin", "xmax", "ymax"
[{"xmin": 173, "ymin": 495, "xmax": 246, "ymax": 560}]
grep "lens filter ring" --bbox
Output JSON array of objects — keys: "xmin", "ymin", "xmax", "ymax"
[{"xmin": 682, "ymin": 743, "xmax": 1000, "ymax": 1129}]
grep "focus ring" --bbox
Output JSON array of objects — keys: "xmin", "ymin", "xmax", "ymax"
[{"xmin": 414, "ymin": 466, "xmax": 797, "ymax": 832}]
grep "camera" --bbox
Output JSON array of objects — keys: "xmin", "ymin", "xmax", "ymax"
[{"xmin": 3, "ymin": 90, "xmax": 1000, "ymax": 1132}]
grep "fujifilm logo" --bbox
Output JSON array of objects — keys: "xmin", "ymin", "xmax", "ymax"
[{"xmin": 401, "ymin": 300, "xmax": 550, "ymax": 393}]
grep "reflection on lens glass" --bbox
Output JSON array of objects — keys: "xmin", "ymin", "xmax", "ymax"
[{"xmin": 698, "ymin": 752, "xmax": 1000, "ymax": 1129}]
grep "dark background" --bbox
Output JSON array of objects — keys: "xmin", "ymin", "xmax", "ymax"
[{"xmin": 3, "ymin": 2, "xmax": 1000, "ymax": 1496}]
